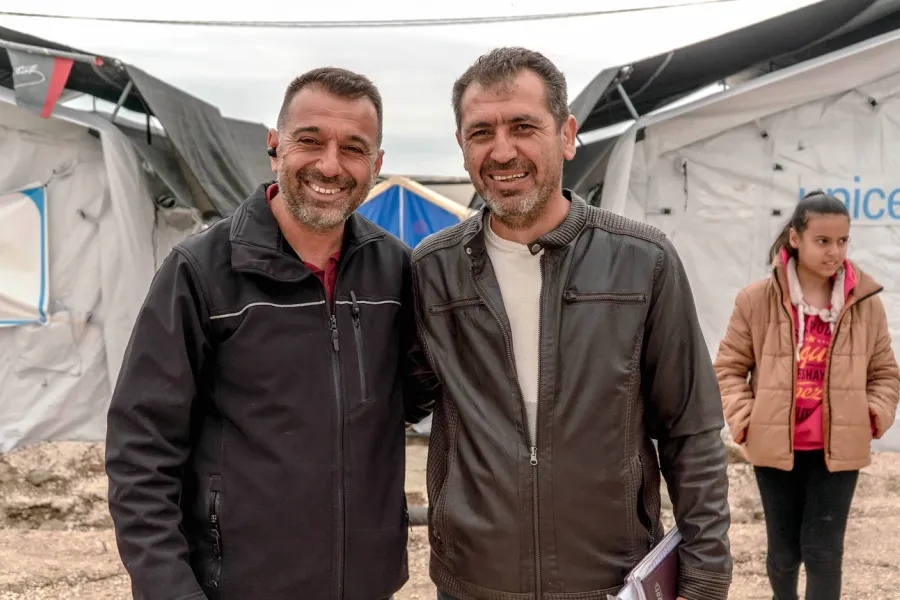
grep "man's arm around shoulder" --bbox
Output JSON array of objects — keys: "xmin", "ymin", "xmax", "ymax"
[
  {"xmin": 106, "ymin": 247, "xmax": 212, "ymax": 600},
  {"xmin": 641, "ymin": 236, "xmax": 732, "ymax": 600}
]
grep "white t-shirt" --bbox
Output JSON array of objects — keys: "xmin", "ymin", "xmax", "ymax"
[{"xmin": 484, "ymin": 216, "xmax": 544, "ymax": 446}]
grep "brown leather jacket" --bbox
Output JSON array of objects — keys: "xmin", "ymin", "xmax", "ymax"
[
  {"xmin": 412, "ymin": 192, "xmax": 732, "ymax": 600},
  {"xmin": 714, "ymin": 257, "xmax": 899, "ymax": 472}
]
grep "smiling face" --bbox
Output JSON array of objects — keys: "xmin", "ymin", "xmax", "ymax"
[
  {"xmin": 456, "ymin": 69, "xmax": 576, "ymax": 229},
  {"xmin": 267, "ymin": 85, "xmax": 383, "ymax": 232},
  {"xmin": 790, "ymin": 213, "xmax": 851, "ymax": 279}
]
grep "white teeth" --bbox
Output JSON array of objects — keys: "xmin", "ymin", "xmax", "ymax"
[
  {"xmin": 308, "ymin": 182, "xmax": 342, "ymax": 195},
  {"xmin": 492, "ymin": 173, "xmax": 527, "ymax": 181}
]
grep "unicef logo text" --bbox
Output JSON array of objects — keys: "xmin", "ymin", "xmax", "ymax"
[{"xmin": 800, "ymin": 176, "xmax": 900, "ymax": 223}]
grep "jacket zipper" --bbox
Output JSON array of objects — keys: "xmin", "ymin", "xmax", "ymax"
[
  {"xmin": 774, "ymin": 276, "xmax": 797, "ymax": 456},
  {"xmin": 325, "ymin": 234, "xmax": 381, "ymax": 600},
  {"xmin": 328, "ymin": 308, "xmax": 344, "ymax": 600},
  {"xmin": 823, "ymin": 289, "xmax": 880, "ymax": 459},
  {"xmin": 469, "ymin": 258, "xmax": 543, "ymax": 599},
  {"xmin": 350, "ymin": 291, "xmax": 368, "ymax": 401},
  {"xmin": 532, "ymin": 258, "xmax": 544, "ymax": 600}
]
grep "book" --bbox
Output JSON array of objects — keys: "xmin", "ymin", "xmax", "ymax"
[{"xmin": 607, "ymin": 526, "xmax": 682, "ymax": 600}]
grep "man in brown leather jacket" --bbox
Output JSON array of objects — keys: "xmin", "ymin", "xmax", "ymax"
[{"xmin": 411, "ymin": 47, "xmax": 733, "ymax": 600}]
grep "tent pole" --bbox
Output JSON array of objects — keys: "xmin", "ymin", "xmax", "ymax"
[
  {"xmin": 0, "ymin": 38, "xmax": 105, "ymax": 66},
  {"xmin": 109, "ymin": 80, "xmax": 134, "ymax": 122},
  {"xmin": 615, "ymin": 83, "xmax": 640, "ymax": 121}
]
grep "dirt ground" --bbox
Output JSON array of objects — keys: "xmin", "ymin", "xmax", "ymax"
[{"xmin": 1, "ymin": 437, "xmax": 899, "ymax": 600}]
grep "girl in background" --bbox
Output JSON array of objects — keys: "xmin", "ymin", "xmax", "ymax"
[{"xmin": 714, "ymin": 191, "xmax": 899, "ymax": 600}]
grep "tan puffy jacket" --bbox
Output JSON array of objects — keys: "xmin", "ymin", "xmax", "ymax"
[{"xmin": 714, "ymin": 258, "xmax": 899, "ymax": 472}]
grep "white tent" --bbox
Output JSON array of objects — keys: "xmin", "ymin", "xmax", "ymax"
[
  {"xmin": 599, "ymin": 27, "xmax": 900, "ymax": 451},
  {"xmin": 0, "ymin": 87, "xmax": 204, "ymax": 452}
]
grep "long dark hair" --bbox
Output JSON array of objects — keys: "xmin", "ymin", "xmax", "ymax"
[{"xmin": 768, "ymin": 190, "xmax": 850, "ymax": 264}]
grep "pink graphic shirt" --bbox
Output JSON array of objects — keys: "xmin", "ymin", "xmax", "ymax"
[{"xmin": 793, "ymin": 313, "xmax": 831, "ymax": 450}]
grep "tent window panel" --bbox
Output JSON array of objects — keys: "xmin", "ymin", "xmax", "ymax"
[{"xmin": 0, "ymin": 185, "xmax": 49, "ymax": 327}]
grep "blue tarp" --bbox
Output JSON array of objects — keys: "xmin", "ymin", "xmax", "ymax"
[{"xmin": 358, "ymin": 183, "xmax": 462, "ymax": 248}]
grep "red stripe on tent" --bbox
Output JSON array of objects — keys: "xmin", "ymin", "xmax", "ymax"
[{"xmin": 40, "ymin": 57, "xmax": 74, "ymax": 119}]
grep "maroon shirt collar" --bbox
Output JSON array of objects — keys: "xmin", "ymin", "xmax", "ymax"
[{"xmin": 265, "ymin": 182, "xmax": 341, "ymax": 301}]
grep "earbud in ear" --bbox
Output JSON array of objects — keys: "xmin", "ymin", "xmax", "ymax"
[{"xmin": 267, "ymin": 147, "xmax": 277, "ymax": 157}]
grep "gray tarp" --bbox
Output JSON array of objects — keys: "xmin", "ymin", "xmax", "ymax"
[
  {"xmin": 116, "ymin": 123, "xmax": 195, "ymax": 210},
  {"xmin": 125, "ymin": 65, "xmax": 260, "ymax": 217},
  {"xmin": 225, "ymin": 117, "xmax": 275, "ymax": 186}
]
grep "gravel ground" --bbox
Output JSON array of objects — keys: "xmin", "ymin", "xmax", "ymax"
[{"xmin": 2, "ymin": 438, "xmax": 899, "ymax": 599}]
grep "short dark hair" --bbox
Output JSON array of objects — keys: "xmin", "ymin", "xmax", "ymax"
[
  {"xmin": 276, "ymin": 67, "xmax": 383, "ymax": 146},
  {"xmin": 452, "ymin": 47, "xmax": 569, "ymax": 132},
  {"xmin": 768, "ymin": 190, "xmax": 850, "ymax": 264}
]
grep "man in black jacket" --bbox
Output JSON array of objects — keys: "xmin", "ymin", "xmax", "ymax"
[
  {"xmin": 412, "ymin": 48, "xmax": 733, "ymax": 600},
  {"xmin": 105, "ymin": 67, "xmax": 438, "ymax": 600}
]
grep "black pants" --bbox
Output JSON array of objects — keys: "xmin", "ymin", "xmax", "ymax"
[{"xmin": 754, "ymin": 450, "xmax": 859, "ymax": 600}]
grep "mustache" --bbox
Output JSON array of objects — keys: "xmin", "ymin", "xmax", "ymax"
[
  {"xmin": 296, "ymin": 168, "xmax": 357, "ymax": 190},
  {"xmin": 480, "ymin": 159, "xmax": 534, "ymax": 176}
]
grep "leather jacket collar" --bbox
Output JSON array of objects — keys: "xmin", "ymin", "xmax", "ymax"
[{"xmin": 463, "ymin": 188, "xmax": 589, "ymax": 262}]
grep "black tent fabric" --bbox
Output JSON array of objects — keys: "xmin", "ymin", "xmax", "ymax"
[
  {"xmin": 562, "ymin": 136, "xmax": 619, "ymax": 202},
  {"xmin": 124, "ymin": 65, "xmax": 258, "ymax": 217},
  {"xmin": 224, "ymin": 117, "xmax": 276, "ymax": 186},
  {"xmin": 0, "ymin": 25, "xmax": 146, "ymax": 113},
  {"xmin": 0, "ymin": 25, "xmax": 269, "ymax": 217},
  {"xmin": 570, "ymin": 0, "xmax": 891, "ymax": 135},
  {"xmin": 567, "ymin": 69, "xmax": 619, "ymax": 134},
  {"xmin": 116, "ymin": 122, "xmax": 198, "ymax": 212},
  {"xmin": 730, "ymin": 0, "xmax": 900, "ymax": 81}
]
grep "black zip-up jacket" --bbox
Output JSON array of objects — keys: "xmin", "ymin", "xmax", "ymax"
[
  {"xmin": 411, "ymin": 191, "xmax": 733, "ymax": 600},
  {"xmin": 106, "ymin": 182, "xmax": 438, "ymax": 600}
]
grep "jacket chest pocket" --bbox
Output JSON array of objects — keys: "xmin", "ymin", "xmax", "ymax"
[
  {"xmin": 563, "ymin": 291, "xmax": 647, "ymax": 305},
  {"xmin": 561, "ymin": 290, "xmax": 648, "ymax": 375},
  {"xmin": 562, "ymin": 290, "xmax": 648, "ymax": 329},
  {"xmin": 428, "ymin": 297, "xmax": 485, "ymax": 314},
  {"xmin": 426, "ymin": 297, "xmax": 494, "ymax": 342},
  {"xmin": 340, "ymin": 293, "xmax": 402, "ymax": 411}
]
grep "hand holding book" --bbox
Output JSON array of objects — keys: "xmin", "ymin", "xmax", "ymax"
[{"xmin": 608, "ymin": 526, "xmax": 684, "ymax": 600}]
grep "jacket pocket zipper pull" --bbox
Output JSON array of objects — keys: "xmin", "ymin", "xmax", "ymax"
[
  {"xmin": 330, "ymin": 315, "xmax": 340, "ymax": 352},
  {"xmin": 210, "ymin": 490, "xmax": 222, "ymax": 559},
  {"xmin": 530, "ymin": 446, "xmax": 538, "ymax": 466},
  {"xmin": 350, "ymin": 290, "xmax": 361, "ymax": 324},
  {"xmin": 211, "ymin": 522, "xmax": 221, "ymax": 559}
]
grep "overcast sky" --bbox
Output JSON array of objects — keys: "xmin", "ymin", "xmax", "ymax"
[{"xmin": 5, "ymin": 0, "xmax": 820, "ymax": 177}]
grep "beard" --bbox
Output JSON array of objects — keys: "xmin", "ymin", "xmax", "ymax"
[
  {"xmin": 277, "ymin": 163, "xmax": 374, "ymax": 232},
  {"xmin": 474, "ymin": 157, "xmax": 559, "ymax": 230}
]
